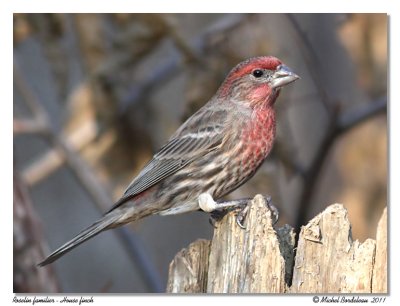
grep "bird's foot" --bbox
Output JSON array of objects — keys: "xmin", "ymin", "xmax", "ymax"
[
  {"xmin": 232, "ymin": 195, "xmax": 279, "ymax": 228},
  {"xmin": 208, "ymin": 209, "xmax": 228, "ymax": 228},
  {"xmin": 235, "ymin": 203, "xmax": 250, "ymax": 229},
  {"xmin": 199, "ymin": 193, "xmax": 279, "ymax": 228},
  {"xmin": 199, "ymin": 193, "xmax": 251, "ymax": 228}
]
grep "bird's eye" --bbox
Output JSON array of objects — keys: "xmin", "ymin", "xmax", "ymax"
[{"xmin": 252, "ymin": 69, "xmax": 264, "ymax": 78}]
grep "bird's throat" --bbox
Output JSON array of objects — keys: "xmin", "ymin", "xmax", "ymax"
[
  {"xmin": 241, "ymin": 106, "xmax": 276, "ymax": 160},
  {"xmin": 247, "ymin": 84, "xmax": 279, "ymax": 107}
]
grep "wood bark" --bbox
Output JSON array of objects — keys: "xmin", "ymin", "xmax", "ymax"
[
  {"xmin": 166, "ymin": 239, "xmax": 211, "ymax": 293},
  {"xmin": 206, "ymin": 195, "xmax": 295, "ymax": 293},
  {"xmin": 372, "ymin": 207, "xmax": 387, "ymax": 293},
  {"xmin": 167, "ymin": 195, "xmax": 387, "ymax": 294},
  {"xmin": 290, "ymin": 204, "xmax": 376, "ymax": 293}
]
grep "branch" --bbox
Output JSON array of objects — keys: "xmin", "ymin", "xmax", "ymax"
[
  {"xmin": 14, "ymin": 173, "xmax": 61, "ymax": 293},
  {"xmin": 13, "ymin": 61, "xmax": 164, "ymax": 293},
  {"xmin": 285, "ymin": 14, "xmax": 332, "ymax": 112},
  {"xmin": 13, "ymin": 118, "xmax": 48, "ymax": 135},
  {"xmin": 119, "ymin": 13, "xmax": 248, "ymax": 114},
  {"xmin": 161, "ymin": 14, "xmax": 201, "ymax": 64},
  {"xmin": 337, "ymin": 96, "xmax": 387, "ymax": 133},
  {"xmin": 20, "ymin": 121, "xmax": 97, "ymax": 186},
  {"xmin": 294, "ymin": 96, "xmax": 387, "ymax": 230}
]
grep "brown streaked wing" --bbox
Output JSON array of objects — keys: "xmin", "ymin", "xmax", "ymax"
[{"xmin": 106, "ymin": 106, "xmax": 227, "ymax": 213}]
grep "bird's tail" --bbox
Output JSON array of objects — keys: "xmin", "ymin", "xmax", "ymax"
[{"xmin": 38, "ymin": 214, "xmax": 120, "ymax": 267}]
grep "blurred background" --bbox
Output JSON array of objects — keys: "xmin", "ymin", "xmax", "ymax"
[{"xmin": 13, "ymin": 13, "xmax": 387, "ymax": 293}]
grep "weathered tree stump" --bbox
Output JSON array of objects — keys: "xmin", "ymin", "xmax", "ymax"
[
  {"xmin": 372, "ymin": 207, "xmax": 387, "ymax": 293},
  {"xmin": 291, "ymin": 204, "xmax": 376, "ymax": 293},
  {"xmin": 166, "ymin": 195, "xmax": 387, "ymax": 293},
  {"xmin": 166, "ymin": 239, "xmax": 211, "ymax": 293}
]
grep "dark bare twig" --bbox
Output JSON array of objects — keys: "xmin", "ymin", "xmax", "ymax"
[
  {"xmin": 294, "ymin": 97, "xmax": 387, "ymax": 230},
  {"xmin": 337, "ymin": 97, "xmax": 387, "ymax": 133},
  {"xmin": 119, "ymin": 13, "xmax": 248, "ymax": 114},
  {"xmin": 160, "ymin": 14, "xmax": 201, "ymax": 64},
  {"xmin": 285, "ymin": 14, "xmax": 332, "ymax": 113},
  {"xmin": 92, "ymin": 15, "xmax": 168, "ymax": 78},
  {"xmin": 294, "ymin": 112, "xmax": 339, "ymax": 231},
  {"xmin": 286, "ymin": 13, "xmax": 387, "ymax": 231}
]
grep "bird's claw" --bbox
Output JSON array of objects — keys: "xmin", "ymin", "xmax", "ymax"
[
  {"xmin": 199, "ymin": 193, "xmax": 278, "ymax": 229},
  {"xmin": 264, "ymin": 195, "xmax": 279, "ymax": 225},
  {"xmin": 208, "ymin": 209, "xmax": 228, "ymax": 228},
  {"xmin": 235, "ymin": 203, "xmax": 250, "ymax": 229},
  {"xmin": 234, "ymin": 195, "xmax": 279, "ymax": 229}
]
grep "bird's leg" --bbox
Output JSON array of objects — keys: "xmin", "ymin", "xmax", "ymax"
[
  {"xmin": 198, "ymin": 193, "xmax": 279, "ymax": 229},
  {"xmin": 207, "ymin": 198, "xmax": 251, "ymax": 228},
  {"xmin": 198, "ymin": 193, "xmax": 248, "ymax": 228}
]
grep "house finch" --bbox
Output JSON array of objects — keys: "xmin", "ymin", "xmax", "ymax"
[{"xmin": 39, "ymin": 56, "xmax": 299, "ymax": 266}]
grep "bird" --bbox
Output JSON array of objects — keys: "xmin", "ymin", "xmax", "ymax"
[{"xmin": 38, "ymin": 56, "xmax": 299, "ymax": 266}]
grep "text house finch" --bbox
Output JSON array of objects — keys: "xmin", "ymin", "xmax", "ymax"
[{"xmin": 39, "ymin": 56, "xmax": 299, "ymax": 266}]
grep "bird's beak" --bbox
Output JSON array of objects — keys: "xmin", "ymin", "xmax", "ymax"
[{"xmin": 270, "ymin": 65, "xmax": 300, "ymax": 89}]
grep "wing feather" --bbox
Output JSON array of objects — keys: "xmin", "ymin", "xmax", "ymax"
[{"xmin": 106, "ymin": 106, "xmax": 227, "ymax": 213}]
